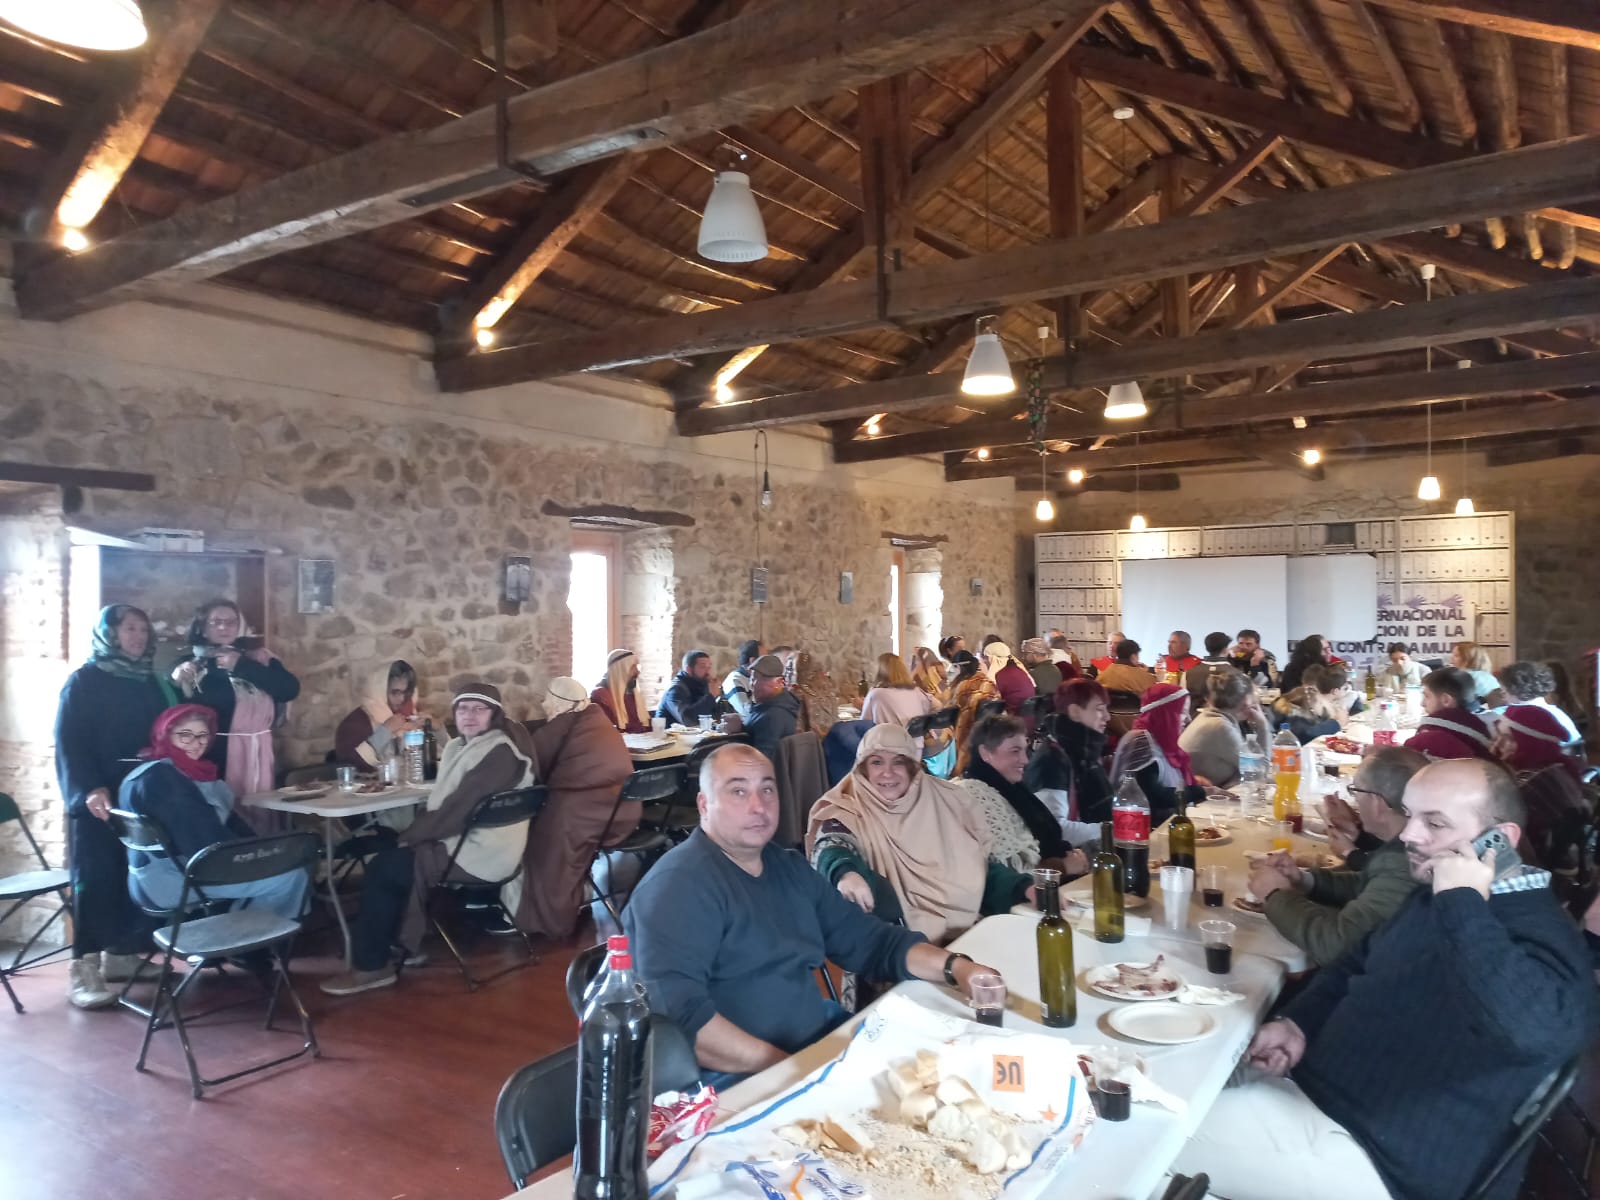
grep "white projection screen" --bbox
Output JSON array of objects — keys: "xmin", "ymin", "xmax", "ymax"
[
  {"xmin": 1287, "ymin": 554, "xmax": 1379, "ymax": 644},
  {"xmin": 1119, "ymin": 556, "xmax": 1289, "ymax": 658}
]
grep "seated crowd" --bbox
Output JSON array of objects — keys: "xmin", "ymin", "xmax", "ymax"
[{"xmin": 50, "ymin": 603, "xmax": 1599, "ymax": 1198}]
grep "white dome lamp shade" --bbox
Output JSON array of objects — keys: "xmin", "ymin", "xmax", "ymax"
[
  {"xmin": 1103, "ymin": 380, "xmax": 1148, "ymax": 420},
  {"xmin": 961, "ymin": 316, "xmax": 1015, "ymax": 397},
  {"xmin": 1417, "ymin": 474, "xmax": 1441, "ymax": 501},
  {"xmin": 0, "ymin": 0, "xmax": 147, "ymax": 51},
  {"xmin": 1454, "ymin": 496, "xmax": 1475, "ymax": 515},
  {"xmin": 697, "ymin": 170, "xmax": 768, "ymax": 263}
]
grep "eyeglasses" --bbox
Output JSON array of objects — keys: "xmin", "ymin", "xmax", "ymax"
[
  {"xmin": 1346, "ymin": 786, "xmax": 1389, "ymax": 805},
  {"xmin": 206, "ymin": 616, "xmax": 239, "ymax": 627},
  {"xmin": 170, "ymin": 730, "xmax": 211, "ymax": 745}
]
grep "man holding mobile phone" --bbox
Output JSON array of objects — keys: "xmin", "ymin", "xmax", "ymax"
[{"xmin": 1174, "ymin": 758, "xmax": 1597, "ymax": 1200}]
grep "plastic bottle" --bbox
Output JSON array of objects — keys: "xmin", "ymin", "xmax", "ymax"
[
  {"xmin": 403, "ymin": 726, "xmax": 427, "ymax": 786},
  {"xmin": 582, "ymin": 934, "xmax": 630, "ymax": 1009},
  {"xmin": 1291, "ymin": 741, "xmax": 1317, "ymax": 830},
  {"xmin": 1111, "ymin": 775, "xmax": 1151, "ymax": 898},
  {"xmin": 575, "ymin": 940, "xmax": 653, "ymax": 1200},
  {"xmin": 1239, "ymin": 731, "xmax": 1267, "ymax": 819},
  {"xmin": 1271, "ymin": 726, "xmax": 1300, "ymax": 821}
]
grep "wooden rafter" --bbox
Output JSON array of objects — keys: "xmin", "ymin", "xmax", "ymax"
[
  {"xmin": 1361, "ymin": 1, "xmax": 1600, "ymax": 52},
  {"xmin": 442, "ymin": 135, "xmax": 1600, "ymax": 392},
  {"xmin": 1046, "ymin": 58, "xmax": 1086, "ymax": 344},
  {"xmin": 16, "ymin": 0, "xmax": 1111, "ymax": 320}
]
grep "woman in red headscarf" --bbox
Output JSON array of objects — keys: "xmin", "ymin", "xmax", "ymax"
[
  {"xmin": 1108, "ymin": 682, "xmax": 1207, "ymax": 824},
  {"xmin": 1493, "ymin": 704, "xmax": 1591, "ymax": 873},
  {"xmin": 117, "ymin": 705, "xmax": 309, "ymax": 922}
]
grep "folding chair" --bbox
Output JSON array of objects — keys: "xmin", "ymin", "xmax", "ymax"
[
  {"xmin": 494, "ymin": 1016, "xmax": 703, "ymax": 1188},
  {"xmin": 0, "ymin": 792, "xmax": 72, "ymax": 1014},
  {"xmin": 974, "ymin": 698, "xmax": 1007, "ymax": 723},
  {"xmin": 425, "ymin": 785, "xmax": 548, "ymax": 991},
  {"xmin": 1463, "ymin": 1056, "xmax": 1583, "ymax": 1200},
  {"xmin": 118, "ymin": 819, "xmax": 321, "ymax": 1099},
  {"xmin": 907, "ymin": 706, "xmax": 959, "ymax": 740},
  {"xmin": 643, "ymin": 738, "xmax": 747, "ymax": 842},
  {"xmin": 564, "ymin": 941, "xmax": 608, "ymax": 1017},
  {"xmin": 589, "ymin": 767, "xmax": 679, "ymax": 922},
  {"xmin": 1160, "ymin": 1174, "xmax": 1209, "ymax": 1200}
]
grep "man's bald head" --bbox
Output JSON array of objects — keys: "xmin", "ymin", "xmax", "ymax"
[
  {"xmin": 1399, "ymin": 758, "xmax": 1526, "ymax": 882},
  {"xmin": 697, "ymin": 743, "xmax": 780, "ymax": 861}
]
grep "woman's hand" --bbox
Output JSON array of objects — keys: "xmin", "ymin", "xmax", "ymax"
[
  {"xmin": 383, "ymin": 712, "xmax": 413, "ymax": 735},
  {"xmin": 836, "ymin": 872, "xmax": 875, "ymax": 912},
  {"xmin": 1062, "ymin": 848, "xmax": 1090, "ymax": 877},
  {"xmin": 213, "ymin": 648, "xmax": 241, "ymax": 672},
  {"xmin": 244, "ymin": 646, "xmax": 273, "ymax": 667},
  {"xmin": 84, "ymin": 788, "xmax": 112, "ymax": 821},
  {"xmin": 172, "ymin": 660, "xmax": 200, "ymax": 689}
]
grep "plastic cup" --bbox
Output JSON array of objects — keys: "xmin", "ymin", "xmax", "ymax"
[
  {"xmin": 1158, "ymin": 865, "xmax": 1193, "ymax": 930},
  {"xmin": 651, "ymin": 716, "xmax": 667, "ymax": 733},
  {"xmin": 1094, "ymin": 1078, "xmax": 1131, "ymax": 1121},
  {"xmin": 1031, "ymin": 867, "xmax": 1062, "ymax": 911},
  {"xmin": 968, "ymin": 973, "xmax": 1006, "ymax": 1028},
  {"xmin": 697, "ymin": 714, "xmax": 714, "ymax": 731},
  {"xmin": 1200, "ymin": 919, "xmax": 1236, "ymax": 975},
  {"xmin": 1271, "ymin": 820, "xmax": 1293, "ymax": 853},
  {"xmin": 1199, "ymin": 865, "xmax": 1226, "ymax": 908},
  {"xmin": 336, "ymin": 765, "xmax": 356, "ymax": 791}
]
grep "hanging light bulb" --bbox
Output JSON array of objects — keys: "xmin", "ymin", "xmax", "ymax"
[
  {"xmin": 760, "ymin": 470, "xmax": 774, "ymax": 511},
  {"xmin": 1301, "ymin": 448, "xmax": 1321, "ymax": 466},
  {"xmin": 698, "ymin": 151, "xmax": 768, "ymax": 263},
  {"xmin": 1454, "ymin": 496, "xmax": 1475, "ymax": 515},
  {"xmin": 1129, "ymin": 513, "xmax": 1148, "ymax": 531},
  {"xmin": 474, "ymin": 326, "xmax": 496, "ymax": 348},
  {"xmin": 1066, "ymin": 467, "xmax": 1085, "ymax": 484},
  {"xmin": 1415, "ymin": 266, "xmax": 1440, "ymax": 503},
  {"xmin": 1036, "ymin": 496, "xmax": 1055, "ymax": 522},
  {"xmin": 1103, "ymin": 381, "xmax": 1148, "ymax": 420},
  {"xmin": 60, "ymin": 226, "xmax": 90, "ymax": 253},
  {"xmin": 864, "ymin": 417, "xmax": 881, "ymax": 437},
  {"xmin": 1034, "ymin": 453, "xmax": 1054, "ymax": 522},
  {"xmin": 1128, "ymin": 436, "xmax": 1145, "ymax": 530},
  {"xmin": 961, "ymin": 315, "xmax": 1014, "ymax": 396},
  {"xmin": 1453, "ymin": 396, "xmax": 1473, "ymax": 515},
  {"xmin": 0, "ymin": 0, "xmax": 146, "ymax": 51},
  {"xmin": 975, "ymin": 447, "xmax": 990, "ymax": 461},
  {"xmin": 1417, "ymin": 474, "xmax": 1441, "ymax": 501}
]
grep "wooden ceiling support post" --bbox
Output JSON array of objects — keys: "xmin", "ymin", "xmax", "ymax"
[
  {"xmin": 1045, "ymin": 57, "xmax": 1086, "ymax": 347},
  {"xmin": 1159, "ymin": 157, "xmax": 1191, "ymax": 340}
]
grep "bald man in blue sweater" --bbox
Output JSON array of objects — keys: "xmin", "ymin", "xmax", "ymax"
[{"xmin": 1175, "ymin": 759, "xmax": 1597, "ymax": 1200}]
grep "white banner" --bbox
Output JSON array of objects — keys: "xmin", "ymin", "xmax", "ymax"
[{"xmin": 1327, "ymin": 590, "xmax": 1476, "ymax": 673}]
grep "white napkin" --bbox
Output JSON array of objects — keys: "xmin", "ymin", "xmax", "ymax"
[
  {"xmin": 1070, "ymin": 910, "xmax": 1152, "ymax": 937},
  {"xmin": 1175, "ymin": 984, "xmax": 1244, "ymax": 1006},
  {"xmin": 1082, "ymin": 1047, "xmax": 1186, "ymax": 1113}
]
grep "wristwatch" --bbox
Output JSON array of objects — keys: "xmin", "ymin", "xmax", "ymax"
[{"xmin": 943, "ymin": 951, "xmax": 972, "ymax": 987}]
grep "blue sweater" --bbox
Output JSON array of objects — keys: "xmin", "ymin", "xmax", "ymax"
[
  {"xmin": 623, "ymin": 830, "xmax": 926, "ymax": 1053},
  {"xmin": 1283, "ymin": 880, "xmax": 1598, "ymax": 1200}
]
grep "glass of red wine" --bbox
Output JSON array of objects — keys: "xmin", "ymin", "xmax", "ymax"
[{"xmin": 968, "ymin": 973, "xmax": 1007, "ymax": 1027}]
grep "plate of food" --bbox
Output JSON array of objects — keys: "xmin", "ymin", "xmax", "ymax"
[
  {"xmin": 1230, "ymin": 894, "xmax": 1268, "ymax": 919},
  {"xmin": 278, "ymin": 781, "xmax": 330, "ymax": 801},
  {"xmin": 1085, "ymin": 956, "xmax": 1183, "ymax": 1002},
  {"xmin": 1105, "ymin": 1004, "xmax": 1217, "ymax": 1045},
  {"xmin": 352, "ymin": 781, "xmax": 392, "ymax": 796},
  {"xmin": 1195, "ymin": 827, "xmax": 1232, "ymax": 847},
  {"xmin": 1064, "ymin": 888, "xmax": 1149, "ymax": 912},
  {"xmin": 1321, "ymin": 735, "xmax": 1365, "ymax": 757}
]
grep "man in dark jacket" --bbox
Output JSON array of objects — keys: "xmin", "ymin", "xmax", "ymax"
[
  {"xmin": 744, "ymin": 654, "xmax": 801, "ymax": 762},
  {"xmin": 656, "ymin": 650, "xmax": 722, "ymax": 727},
  {"xmin": 1175, "ymin": 758, "xmax": 1598, "ymax": 1200}
]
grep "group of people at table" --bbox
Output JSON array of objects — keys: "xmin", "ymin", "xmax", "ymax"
[{"xmin": 48, "ymin": 599, "xmax": 1599, "ymax": 1199}]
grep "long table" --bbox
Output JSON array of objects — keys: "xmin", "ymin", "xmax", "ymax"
[{"xmin": 511, "ymin": 912, "xmax": 1283, "ymax": 1200}]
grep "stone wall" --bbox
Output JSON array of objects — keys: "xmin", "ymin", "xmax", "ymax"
[
  {"xmin": 1026, "ymin": 451, "xmax": 1600, "ymax": 671},
  {"xmin": 0, "ymin": 290, "xmax": 1024, "ymax": 940}
]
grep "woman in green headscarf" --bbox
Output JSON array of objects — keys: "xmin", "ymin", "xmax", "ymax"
[{"xmin": 53, "ymin": 604, "xmax": 178, "ymax": 1009}]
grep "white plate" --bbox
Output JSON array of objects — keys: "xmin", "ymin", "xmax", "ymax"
[
  {"xmin": 278, "ymin": 785, "xmax": 330, "ymax": 801},
  {"xmin": 1066, "ymin": 888, "xmax": 1149, "ymax": 912},
  {"xmin": 1106, "ymin": 1004, "xmax": 1217, "ymax": 1045},
  {"xmin": 1230, "ymin": 897, "xmax": 1268, "ymax": 920},
  {"xmin": 1085, "ymin": 961, "xmax": 1184, "ymax": 1002},
  {"xmin": 1194, "ymin": 831, "xmax": 1233, "ymax": 847},
  {"xmin": 1303, "ymin": 827, "xmax": 1328, "ymax": 842}
]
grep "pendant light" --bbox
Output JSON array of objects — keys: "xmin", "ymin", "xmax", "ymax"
[
  {"xmin": 1034, "ymin": 452, "xmax": 1054, "ymax": 522},
  {"xmin": 1452, "ymin": 361, "xmax": 1475, "ymax": 514},
  {"xmin": 1103, "ymin": 105, "xmax": 1147, "ymax": 420},
  {"xmin": 1128, "ymin": 438, "xmax": 1146, "ymax": 530},
  {"xmin": 962, "ymin": 315, "xmax": 1014, "ymax": 396},
  {"xmin": 698, "ymin": 149, "xmax": 768, "ymax": 263},
  {"xmin": 1067, "ymin": 467, "xmax": 1085, "ymax": 484},
  {"xmin": 0, "ymin": 0, "xmax": 146, "ymax": 51},
  {"xmin": 1416, "ymin": 264, "xmax": 1441, "ymax": 501}
]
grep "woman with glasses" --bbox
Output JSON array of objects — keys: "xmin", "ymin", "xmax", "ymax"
[
  {"xmin": 118, "ymin": 705, "xmax": 310, "ymax": 923},
  {"xmin": 172, "ymin": 598, "xmax": 300, "ymax": 812},
  {"xmin": 53, "ymin": 604, "xmax": 179, "ymax": 1009}
]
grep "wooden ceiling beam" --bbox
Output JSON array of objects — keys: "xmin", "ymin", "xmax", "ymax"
[
  {"xmin": 1483, "ymin": 433, "xmax": 1600, "ymax": 468},
  {"xmin": 1348, "ymin": 1, "xmax": 1422, "ymax": 127},
  {"xmin": 31, "ymin": 0, "xmax": 224, "ymax": 244},
  {"xmin": 476, "ymin": 134, "xmax": 1600, "ymax": 398},
  {"xmin": 836, "ymin": 351, "xmax": 1600, "ymax": 461},
  {"xmin": 439, "ymin": 156, "xmax": 634, "ymax": 339},
  {"xmin": 16, "ymin": 0, "xmax": 1109, "ymax": 320},
  {"xmin": 1067, "ymin": 45, "xmax": 1600, "ymax": 233},
  {"xmin": 951, "ymin": 395, "xmax": 1600, "ymax": 477},
  {"xmin": 1361, "ymin": 1, "xmax": 1600, "ymax": 53},
  {"xmin": 1046, "ymin": 58, "xmax": 1087, "ymax": 345}
]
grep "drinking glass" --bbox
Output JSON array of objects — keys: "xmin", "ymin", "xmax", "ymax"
[
  {"xmin": 1157, "ymin": 865, "xmax": 1193, "ymax": 930},
  {"xmin": 1271, "ymin": 820, "xmax": 1293, "ymax": 853},
  {"xmin": 968, "ymin": 973, "xmax": 1007, "ymax": 1028},
  {"xmin": 336, "ymin": 765, "xmax": 357, "ymax": 791},
  {"xmin": 698, "ymin": 714, "xmax": 715, "ymax": 732},
  {"xmin": 1199, "ymin": 919, "xmax": 1237, "ymax": 975},
  {"xmin": 1199, "ymin": 865, "xmax": 1226, "ymax": 908},
  {"xmin": 1031, "ymin": 867, "xmax": 1062, "ymax": 912},
  {"xmin": 651, "ymin": 716, "xmax": 667, "ymax": 733}
]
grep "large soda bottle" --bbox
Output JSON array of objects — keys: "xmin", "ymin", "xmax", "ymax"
[
  {"xmin": 1271, "ymin": 726, "xmax": 1300, "ymax": 821},
  {"xmin": 1111, "ymin": 775, "xmax": 1151, "ymax": 898},
  {"xmin": 575, "ymin": 940, "xmax": 654, "ymax": 1200},
  {"xmin": 582, "ymin": 935, "xmax": 630, "ymax": 1010}
]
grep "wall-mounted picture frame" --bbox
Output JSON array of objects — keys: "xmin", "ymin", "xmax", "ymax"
[
  {"xmin": 297, "ymin": 558, "xmax": 335, "ymax": 614},
  {"xmin": 839, "ymin": 571, "xmax": 853, "ymax": 605}
]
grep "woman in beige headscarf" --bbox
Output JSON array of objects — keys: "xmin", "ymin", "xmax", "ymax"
[
  {"xmin": 806, "ymin": 724, "xmax": 1037, "ymax": 945},
  {"xmin": 591, "ymin": 648, "xmax": 650, "ymax": 733},
  {"xmin": 513, "ymin": 677, "xmax": 637, "ymax": 938},
  {"xmin": 786, "ymin": 650, "xmax": 838, "ymax": 738}
]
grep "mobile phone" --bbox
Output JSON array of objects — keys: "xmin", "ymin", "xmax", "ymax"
[{"xmin": 1469, "ymin": 827, "xmax": 1515, "ymax": 864}]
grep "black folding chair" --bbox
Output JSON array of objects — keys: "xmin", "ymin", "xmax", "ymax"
[
  {"xmin": 494, "ymin": 1016, "xmax": 703, "ymax": 1188},
  {"xmin": 115, "ymin": 818, "xmax": 321, "ymax": 1099},
  {"xmin": 1464, "ymin": 1056, "xmax": 1583, "ymax": 1200},
  {"xmin": 564, "ymin": 942, "xmax": 608, "ymax": 1017},
  {"xmin": 0, "ymin": 792, "xmax": 72, "ymax": 1014},
  {"xmin": 589, "ymin": 767, "xmax": 680, "ymax": 922},
  {"xmin": 907, "ymin": 707, "xmax": 958, "ymax": 739},
  {"xmin": 974, "ymin": 698, "xmax": 1007, "ymax": 722},
  {"xmin": 425, "ymin": 785, "xmax": 548, "ymax": 991},
  {"xmin": 644, "ymin": 735, "xmax": 751, "ymax": 842},
  {"xmin": 1161, "ymin": 1174, "xmax": 1209, "ymax": 1200}
]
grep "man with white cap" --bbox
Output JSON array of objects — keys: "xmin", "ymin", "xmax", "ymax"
[{"xmin": 322, "ymin": 681, "xmax": 537, "ymax": 995}]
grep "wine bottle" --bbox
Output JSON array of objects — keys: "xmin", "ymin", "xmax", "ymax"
[
  {"xmin": 1092, "ymin": 822, "xmax": 1125, "ymax": 944},
  {"xmin": 1036, "ymin": 879, "xmax": 1076, "ymax": 1028},
  {"xmin": 1167, "ymin": 797, "xmax": 1196, "ymax": 871}
]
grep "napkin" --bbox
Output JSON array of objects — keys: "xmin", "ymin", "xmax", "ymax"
[
  {"xmin": 1082, "ymin": 1047, "xmax": 1186, "ymax": 1114},
  {"xmin": 1070, "ymin": 910, "xmax": 1152, "ymax": 937},
  {"xmin": 1175, "ymin": 984, "xmax": 1244, "ymax": 1006}
]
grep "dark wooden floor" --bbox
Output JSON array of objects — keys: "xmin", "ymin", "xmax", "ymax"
[{"xmin": 3, "ymin": 926, "xmax": 586, "ymax": 1200}]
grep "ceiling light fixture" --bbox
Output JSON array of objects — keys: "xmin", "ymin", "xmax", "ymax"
[
  {"xmin": 474, "ymin": 327, "xmax": 495, "ymax": 348},
  {"xmin": 697, "ymin": 148, "xmax": 767, "ymax": 263},
  {"xmin": 1067, "ymin": 467, "xmax": 1085, "ymax": 484},
  {"xmin": 1034, "ymin": 449, "xmax": 1055, "ymax": 523},
  {"xmin": 976, "ymin": 447, "xmax": 990, "ymax": 461},
  {"xmin": 961, "ymin": 314, "xmax": 1014, "ymax": 397},
  {"xmin": 1417, "ymin": 264, "xmax": 1440, "ymax": 502},
  {"xmin": 1302, "ymin": 448, "xmax": 1321, "ymax": 466},
  {"xmin": 60, "ymin": 226, "xmax": 89, "ymax": 253},
  {"xmin": 0, "ymin": 0, "xmax": 146, "ymax": 51},
  {"xmin": 1103, "ymin": 380, "xmax": 1147, "ymax": 420},
  {"xmin": 865, "ymin": 417, "xmax": 881, "ymax": 436},
  {"xmin": 1454, "ymin": 392, "xmax": 1475, "ymax": 515},
  {"xmin": 1292, "ymin": 416, "xmax": 1308, "ymax": 430},
  {"xmin": 1129, "ymin": 435, "xmax": 1146, "ymax": 530}
]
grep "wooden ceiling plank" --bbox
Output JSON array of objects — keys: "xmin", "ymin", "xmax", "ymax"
[
  {"xmin": 17, "ymin": 0, "xmax": 1111, "ymax": 320},
  {"xmin": 1361, "ymin": 1, "xmax": 1600, "ymax": 52},
  {"xmin": 32, "ymin": 0, "xmax": 224, "ymax": 243},
  {"xmin": 445, "ymin": 134, "xmax": 1600, "ymax": 391},
  {"xmin": 1545, "ymin": 42, "xmax": 1577, "ymax": 269},
  {"xmin": 1347, "ymin": 0, "xmax": 1422, "ymax": 128},
  {"xmin": 1277, "ymin": 0, "xmax": 1356, "ymax": 114},
  {"xmin": 1159, "ymin": 157, "xmax": 1191, "ymax": 340},
  {"xmin": 1414, "ymin": 16, "xmax": 1478, "ymax": 143},
  {"xmin": 834, "ymin": 351, "xmax": 1600, "ymax": 461}
]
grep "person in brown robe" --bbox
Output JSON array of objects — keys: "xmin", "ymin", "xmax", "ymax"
[{"xmin": 514, "ymin": 676, "xmax": 638, "ymax": 939}]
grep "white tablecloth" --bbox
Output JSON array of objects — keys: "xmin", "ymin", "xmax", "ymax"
[{"xmin": 510, "ymin": 913, "xmax": 1283, "ymax": 1200}]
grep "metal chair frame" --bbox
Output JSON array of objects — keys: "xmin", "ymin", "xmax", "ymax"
[
  {"xmin": 1464, "ymin": 1055, "xmax": 1583, "ymax": 1200},
  {"xmin": 423, "ymin": 785, "xmax": 548, "ymax": 991},
  {"xmin": 643, "ymin": 735, "xmax": 750, "ymax": 842},
  {"xmin": 110, "ymin": 815, "xmax": 321, "ymax": 1099},
  {"xmin": 973, "ymin": 698, "xmax": 1007, "ymax": 723},
  {"xmin": 906, "ymin": 706, "xmax": 959, "ymax": 739},
  {"xmin": 588, "ymin": 766, "xmax": 680, "ymax": 921},
  {"xmin": 0, "ymin": 792, "xmax": 72, "ymax": 1014}
]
